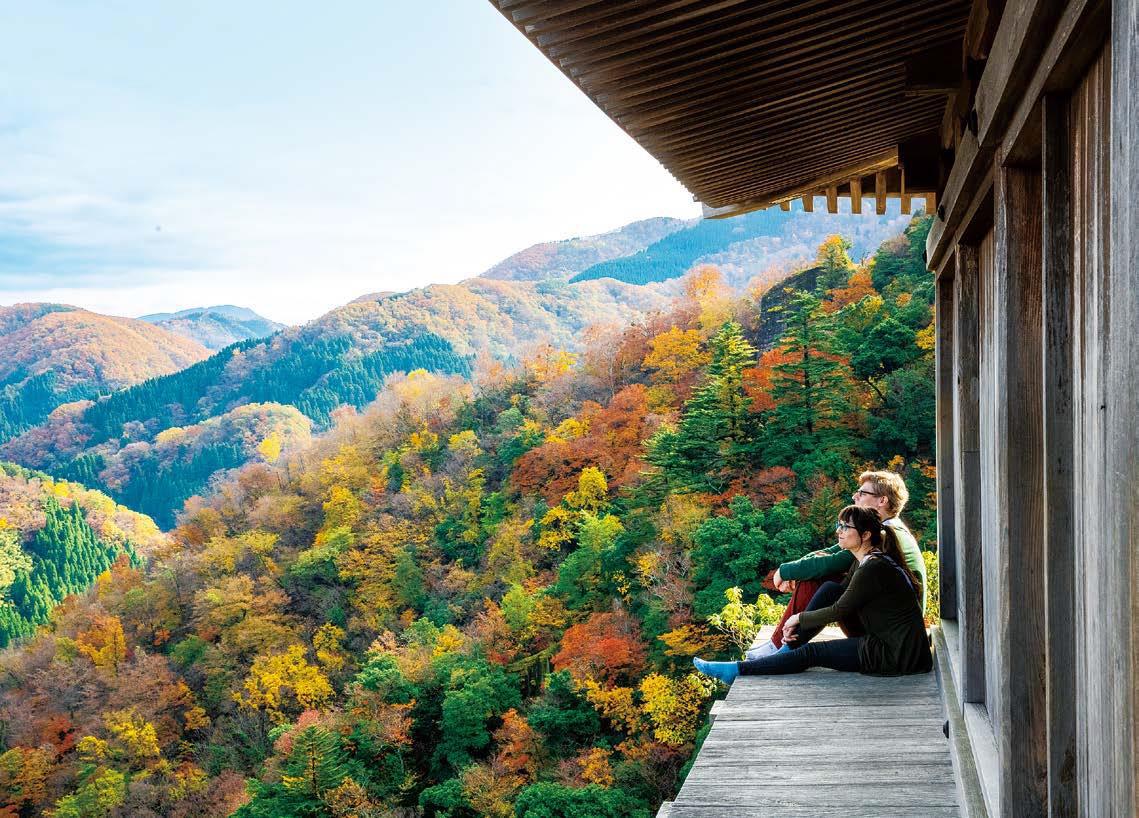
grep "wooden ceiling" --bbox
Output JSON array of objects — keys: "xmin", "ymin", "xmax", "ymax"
[{"xmin": 491, "ymin": 0, "xmax": 972, "ymax": 216}]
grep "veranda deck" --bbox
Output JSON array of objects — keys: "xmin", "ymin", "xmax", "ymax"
[{"xmin": 663, "ymin": 629, "xmax": 959, "ymax": 818}]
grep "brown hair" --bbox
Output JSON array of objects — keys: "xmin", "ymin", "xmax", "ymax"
[
  {"xmin": 858, "ymin": 470, "xmax": 909, "ymax": 517},
  {"xmin": 839, "ymin": 505, "xmax": 921, "ymax": 596}
]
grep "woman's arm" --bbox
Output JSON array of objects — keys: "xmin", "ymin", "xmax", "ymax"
[{"xmin": 797, "ymin": 561, "xmax": 880, "ymax": 630}]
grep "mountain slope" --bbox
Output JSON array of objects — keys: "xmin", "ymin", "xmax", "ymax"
[
  {"xmin": 571, "ymin": 200, "xmax": 913, "ymax": 288},
  {"xmin": 1, "ymin": 277, "xmax": 670, "ymax": 526},
  {"xmin": 480, "ymin": 216, "xmax": 692, "ymax": 281},
  {"xmin": 140, "ymin": 304, "xmax": 285, "ymax": 349},
  {"xmin": 0, "ymin": 460, "xmax": 166, "ymax": 646},
  {"xmin": 0, "ymin": 304, "xmax": 211, "ymax": 443}
]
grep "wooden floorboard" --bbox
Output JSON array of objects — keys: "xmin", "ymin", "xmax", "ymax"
[{"xmin": 670, "ymin": 665, "xmax": 959, "ymax": 817}]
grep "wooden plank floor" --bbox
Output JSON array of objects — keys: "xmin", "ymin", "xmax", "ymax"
[{"xmin": 668, "ymin": 634, "xmax": 958, "ymax": 818}]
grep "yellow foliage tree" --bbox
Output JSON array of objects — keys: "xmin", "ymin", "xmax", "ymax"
[
  {"xmin": 683, "ymin": 265, "xmax": 733, "ymax": 335},
  {"xmin": 103, "ymin": 708, "xmax": 161, "ymax": 768},
  {"xmin": 643, "ymin": 327, "xmax": 710, "ymax": 384},
  {"xmin": 236, "ymin": 645, "xmax": 333, "ymax": 723},
  {"xmin": 639, "ymin": 672, "xmax": 713, "ymax": 747},
  {"xmin": 583, "ymin": 680, "xmax": 643, "ymax": 734},
  {"xmin": 76, "ymin": 614, "xmax": 128, "ymax": 674},
  {"xmin": 707, "ymin": 587, "xmax": 786, "ymax": 654},
  {"xmin": 258, "ymin": 432, "xmax": 283, "ymax": 463},
  {"xmin": 565, "ymin": 467, "xmax": 608, "ymax": 514}
]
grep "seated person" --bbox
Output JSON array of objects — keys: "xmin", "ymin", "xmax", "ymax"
[
  {"xmin": 694, "ymin": 505, "xmax": 932, "ymax": 682},
  {"xmin": 747, "ymin": 469, "xmax": 927, "ymax": 660}
]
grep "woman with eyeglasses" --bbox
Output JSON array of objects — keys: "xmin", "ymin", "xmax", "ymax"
[{"xmin": 693, "ymin": 505, "xmax": 931, "ymax": 683}]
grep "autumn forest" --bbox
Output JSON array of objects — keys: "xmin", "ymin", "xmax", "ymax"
[{"xmin": 0, "ymin": 214, "xmax": 939, "ymax": 817}]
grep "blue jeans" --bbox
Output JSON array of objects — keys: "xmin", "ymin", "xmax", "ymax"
[{"xmin": 738, "ymin": 636, "xmax": 864, "ymax": 675}]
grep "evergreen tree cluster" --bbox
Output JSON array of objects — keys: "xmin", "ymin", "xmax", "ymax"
[
  {"xmin": 0, "ymin": 369, "xmax": 99, "ymax": 443},
  {"xmin": 0, "ymin": 496, "xmax": 135, "ymax": 646}
]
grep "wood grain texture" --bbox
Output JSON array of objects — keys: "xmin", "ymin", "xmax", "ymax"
[
  {"xmin": 937, "ymin": 275, "xmax": 958, "ymax": 620},
  {"xmin": 671, "ymin": 670, "xmax": 958, "ymax": 817},
  {"xmin": 993, "ymin": 160, "xmax": 1047, "ymax": 817},
  {"xmin": 1041, "ymin": 91, "xmax": 1079, "ymax": 818},
  {"xmin": 1106, "ymin": 7, "xmax": 1139, "ymax": 813},
  {"xmin": 952, "ymin": 244, "xmax": 986, "ymax": 706}
]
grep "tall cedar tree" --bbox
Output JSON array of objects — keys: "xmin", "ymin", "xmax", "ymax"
[
  {"xmin": 765, "ymin": 290, "xmax": 853, "ymax": 463},
  {"xmin": 645, "ymin": 322, "xmax": 758, "ymax": 493}
]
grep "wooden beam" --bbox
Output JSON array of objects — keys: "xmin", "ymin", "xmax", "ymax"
[
  {"xmin": 953, "ymin": 243, "xmax": 985, "ymax": 705},
  {"xmin": 936, "ymin": 274, "xmax": 957, "ymax": 620},
  {"xmin": 702, "ymin": 150, "xmax": 898, "ymax": 218},
  {"xmin": 875, "ymin": 171, "xmax": 887, "ymax": 214},
  {"xmin": 801, "ymin": 194, "xmax": 814, "ymax": 212},
  {"xmin": 928, "ymin": 0, "xmax": 1108, "ymax": 272},
  {"xmin": 974, "ymin": 0, "xmax": 1067, "ymax": 149},
  {"xmin": 925, "ymin": 192, "xmax": 938, "ymax": 214},
  {"xmin": 850, "ymin": 178, "xmax": 863, "ymax": 213},
  {"xmin": 779, "ymin": 199, "xmax": 790, "ymax": 211},
  {"xmin": 1041, "ymin": 90, "xmax": 1079, "ymax": 818},
  {"xmin": 992, "ymin": 161, "xmax": 1047, "ymax": 817},
  {"xmin": 1002, "ymin": 0, "xmax": 1108, "ymax": 163},
  {"xmin": 825, "ymin": 185, "xmax": 838, "ymax": 213}
]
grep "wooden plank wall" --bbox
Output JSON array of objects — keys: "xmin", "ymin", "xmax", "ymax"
[
  {"xmin": 1077, "ymin": 39, "xmax": 1136, "ymax": 815},
  {"xmin": 1105, "ymin": 4, "xmax": 1139, "ymax": 812},
  {"xmin": 935, "ymin": 276, "xmax": 957, "ymax": 619},
  {"xmin": 991, "ymin": 162, "xmax": 1048, "ymax": 816},
  {"xmin": 952, "ymin": 245, "xmax": 985, "ymax": 705},
  {"xmin": 1041, "ymin": 90, "xmax": 1079, "ymax": 817},
  {"xmin": 977, "ymin": 228, "xmax": 1003, "ymax": 731}
]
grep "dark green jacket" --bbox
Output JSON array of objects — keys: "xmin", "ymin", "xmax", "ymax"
[
  {"xmin": 798, "ymin": 553, "xmax": 932, "ymax": 675},
  {"xmin": 777, "ymin": 518, "xmax": 928, "ymax": 615}
]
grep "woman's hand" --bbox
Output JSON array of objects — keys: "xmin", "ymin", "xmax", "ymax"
[{"xmin": 782, "ymin": 613, "xmax": 800, "ymax": 643}]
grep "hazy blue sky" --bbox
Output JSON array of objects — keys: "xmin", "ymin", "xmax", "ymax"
[{"xmin": 0, "ymin": 1, "xmax": 698, "ymax": 324}]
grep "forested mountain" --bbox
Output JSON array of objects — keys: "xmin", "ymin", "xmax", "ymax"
[
  {"xmin": 0, "ymin": 304, "xmax": 210, "ymax": 444},
  {"xmin": 0, "ymin": 461, "xmax": 166, "ymax": 647},
  {"xmin": 570, "ymin": 200, "xmax": 913, "ymax": 289},
  {"xmin": 0, "ymin": 217, "xmax": 939, "ymax": 818},
  {"xmin": 139, "ymin": 305, "xmax": 285, "ymax": 350},
  {"xmin": 480, "ymin": 217, "xmax": 692, "ymax": 281},
  {"xmin": 1, "ymin": 278, "xmax": 671, "ymax": 527}
]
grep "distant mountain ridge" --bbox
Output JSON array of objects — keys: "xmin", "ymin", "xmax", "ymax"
[
  {"xmin": 139, "ymin": 304, "xmax": 284, "ymax": 349},
  {"xmin": 1, "ymin": 277, "xmax": 671, "ymax": 526},
  {"xmin": 480, "ymin": 216, "xmax": 693, "ymax": 281},
  {"xmin": 570, "ymin": 199, "xmax": 913, "ymax": 288},
  {"xmin": 0, "ymin": 303, "xmax": 210, "ymax": 443}
]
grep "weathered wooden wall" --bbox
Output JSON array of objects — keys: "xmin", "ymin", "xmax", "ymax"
[
  {"xmin": 1107, "ymin": 2, "xmax": 1139, "ymax": 812},
  {"xmin": 952, "ymin": 244, "xmax": 985, "ymax": 706}
]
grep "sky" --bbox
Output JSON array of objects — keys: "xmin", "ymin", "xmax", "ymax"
[{"xmin": 0, "ymin": 1, "xmax": 699, "ymax": 325}]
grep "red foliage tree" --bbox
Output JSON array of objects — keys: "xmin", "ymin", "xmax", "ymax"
[{"xmin": 552, "ymin": 610, "xmax": 647, "ymax": 686}]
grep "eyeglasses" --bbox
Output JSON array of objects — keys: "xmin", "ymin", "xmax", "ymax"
[
  {"xmin": 835, "ymin": 521, "xmax": 857, "ymax": 532},
  {"xmin": 853, "ymin": 488, "xmax": 880, "ymax": 497}
]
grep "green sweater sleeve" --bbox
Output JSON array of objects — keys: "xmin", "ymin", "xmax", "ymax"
[
  {"xmin": 778, "ymin": 544, "xmax": 854, "ymax": 581},
  {"xmin": 798, "ymin": 560, "xmax": 880, "ymax": 630}
]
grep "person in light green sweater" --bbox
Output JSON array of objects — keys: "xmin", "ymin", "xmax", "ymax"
[{"xmin": 747, "ymin": 470, "xmax": 927, "ymax": 660}]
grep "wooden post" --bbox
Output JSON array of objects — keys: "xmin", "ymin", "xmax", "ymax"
[
  {"xmin": 925, "ymin": 192, "xmax": 938, "ymax": 214},
  {"xmin": 992, "ymin": 160, "xmax": 1047, "ymax": 817},
  {"xmin": 953, "ymin": 243, "xmax": 985, "ymax": 704},
  {"xmin": 936, "ymin": 275, "xmax": 957, "ymax": 620},
  {"xmin": 826, "ymin": 185, "xmax": 838, "ymax": 213},
  {"xmin": 875, "ymin": 171, "xmax": 887, "ymax": 214},
  {"xmin": 801, "ymin": 194, "xmax": 813, "ymax": 212},
  {"xmin": 1041, "ymin": 91, "xmax": 1078, "ymax": 818},
  {"xmin": 780, "ymin": 199, "xmax": 790, "ymax": 211},
  {"xmin": 850, "ymin": 178, "xmax": 862, "ymax": 213},
  {"xmin": 1105, "ymin": 12, "xmax": 1138, "ymax": 813}
]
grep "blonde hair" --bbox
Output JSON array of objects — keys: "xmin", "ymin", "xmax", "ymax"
[{"xmin": 858, "ymin": 470, "xmax": 909, "ymax": 517}]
